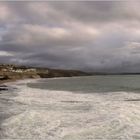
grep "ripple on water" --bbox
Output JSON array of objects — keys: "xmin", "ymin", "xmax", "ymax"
[{"xmin": 1, "ymin": 80, "xmax": 140, "ymax": 139}]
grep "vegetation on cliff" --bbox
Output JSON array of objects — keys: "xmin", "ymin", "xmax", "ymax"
[{"xmin": 0, "ymin": 64, "xmax": 90, "ymax": 82}]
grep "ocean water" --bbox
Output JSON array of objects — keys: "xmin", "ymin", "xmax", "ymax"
[{"xmin": 1, "ymin": 76, "xmax": 140, "ymax": 139}]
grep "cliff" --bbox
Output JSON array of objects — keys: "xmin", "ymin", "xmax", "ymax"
[{"xmin": 0, "ymin": 64, "xmax": 90, "ymax": 83}]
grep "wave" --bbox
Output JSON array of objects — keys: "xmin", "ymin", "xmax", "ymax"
[{"xmin": 1, "ymin": 79, "xmax": 140, "ymax": 139}]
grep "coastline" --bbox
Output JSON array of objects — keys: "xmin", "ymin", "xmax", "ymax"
[
  {"xmin": 0, "ymin": 77, "xmax": 41, "ymax": 91},
  {"xmin": 1, "ymin": 76, "xmax": 140, "ymax": 139},
  {"xmin": 0, "ymin": 79, "xmax": 17, "ymax": 85},
  {"xmin": 0, "ymin": 77, "xmax": 35, "ymax": 85},
  {"xmin": 0, "ymin": 80, "xmax": 18, "ymax": 138},
  {"xmin": 0, "ymin": 78, "xmax": 40, "ymax": 138}
]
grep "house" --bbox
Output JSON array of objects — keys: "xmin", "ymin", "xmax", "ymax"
[{"xmin": 25, "ymin": 69, "xmax": 36, "ymax": 72}]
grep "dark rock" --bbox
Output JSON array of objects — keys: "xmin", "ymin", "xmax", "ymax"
[
  {"xmin": 0, "ymin": 88, "xmax": 8, "ymax": 91},
  {"xmin": 125, "ymin": 99, "xmax": 140, "ymax": 101},
  {"xmin": 0, "ymin": 85, "xmax": 7, "ymax": 87},
  {"xmin": 0, "ymin": 85, "xmax": 8, "ymax": 91},
  {"xmin": 0, "ymin": 75, "xmax": 10, "ymax": 81}
]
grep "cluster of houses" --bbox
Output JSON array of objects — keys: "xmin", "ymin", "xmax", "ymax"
[{"xmin": 0, "ymin": 65, "xmax": 37, "ymax": 73}]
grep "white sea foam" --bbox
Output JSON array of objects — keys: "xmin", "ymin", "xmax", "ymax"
[{"xmin": 2, "ymin": 79, "xmax": 140, "ymax": 139}]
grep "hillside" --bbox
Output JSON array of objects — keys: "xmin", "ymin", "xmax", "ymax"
[{"xmin": 0, "ymin": 64, "xmax": 90, "ymax": 83}]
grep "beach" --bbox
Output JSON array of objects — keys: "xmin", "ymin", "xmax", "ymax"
[
  {"xmin": 0, "ymin": 79, "xmax": 38, "ymax": 138},
  {"xmin": 1, "ymin": 76, "xmax": 140, "ymax": 139},
  {"xmin": 1, "ymin": 1, "xmax": 140, "ymax": 139}
]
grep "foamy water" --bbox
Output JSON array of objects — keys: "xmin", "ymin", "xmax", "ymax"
[{"xmin": 1, "ymin": 78, "xmax": 140, "ymax": 139}]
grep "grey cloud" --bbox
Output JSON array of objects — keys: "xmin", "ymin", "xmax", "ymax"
[
  {"xmin": 48, "ymin": 1, "xmax": 140, "ymax": 24},
  {"xmin": 1, "ymin": 1, "xmax": 140, "ymax": 72}
]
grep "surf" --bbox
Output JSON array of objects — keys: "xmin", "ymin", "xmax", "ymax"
[{"xmin": 1, "ymin": 78, "xmax": 140, "ymax": 139}]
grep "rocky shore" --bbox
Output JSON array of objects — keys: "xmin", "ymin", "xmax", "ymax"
[{"xmin": 0, "ymin": 64, "xmax": 91, "ymax": 85}]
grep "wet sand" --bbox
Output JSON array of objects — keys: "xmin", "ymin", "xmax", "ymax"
[{"xmin": 0, "ymin": 79, "xmax": 20, "ymax": 85}]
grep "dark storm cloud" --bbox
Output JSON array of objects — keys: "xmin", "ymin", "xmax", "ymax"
[{"xmin": 1, "ymin": 1, "xmax": 140, "ymax": 72}]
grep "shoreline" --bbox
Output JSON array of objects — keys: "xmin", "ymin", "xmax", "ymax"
[
  {"xmin": 0, "ymin": 78, "xmax": 31, "ymax": 85},
  {"xmin": 0, "ymin": 77, "xmax": 41, "ymax": 91},
  {"xmin": 0, "ymin": 75, "xmax": 89, "ymax": 88},
  {"xmin": 0, "ymin": 79, "xmax": 17, "ymax": 85},
  {"xmin": 0, "ymin": 77, "xmax": 139, "ymax": 139},
  {"xmin": 0, "ymin": 78, "xmax": 40, "ymax": 138},
  {"xmin": 0, "ymin": 80, "xmax": 19, "ymax": 138},
  {"xmin": 1, "ymin": 76, "xmax": 140, "ymax": 139}
]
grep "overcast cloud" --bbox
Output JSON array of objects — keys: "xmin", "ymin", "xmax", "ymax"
[{"xmin": 1, "ymin": 1, "xmax": 140, "ymax": 72}]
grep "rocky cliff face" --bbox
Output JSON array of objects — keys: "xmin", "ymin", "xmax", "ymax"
[{"xmin": 0, "ymin": 64, "xmax": 90, "ymax": 82}]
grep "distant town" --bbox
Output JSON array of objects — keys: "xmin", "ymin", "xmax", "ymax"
[{"xmin": 0, "ymin": 64, "xmax": 90, "ymax": 83}]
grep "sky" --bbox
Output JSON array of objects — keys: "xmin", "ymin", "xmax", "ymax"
[{"xmin": 1, "ymin": 1, "xmax": 140, "ymax": 72}]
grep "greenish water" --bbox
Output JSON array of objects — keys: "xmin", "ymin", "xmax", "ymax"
[
  {"xmin": 28, "ymin": 75, "xmax": 140, "ymax": 93},
  {"xmin": 2, "ymin": 76, "xmax": 140, "ymax": 139}
]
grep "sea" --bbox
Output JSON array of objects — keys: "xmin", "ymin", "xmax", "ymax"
[{"xmin": 1, "ymin": 75, "xmax": 140, "ymax": 139}]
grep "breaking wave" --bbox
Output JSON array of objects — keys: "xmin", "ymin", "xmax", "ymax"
[{"xmin": 1, "ymin": 79, "xmax": 140, "ymax": 139}]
